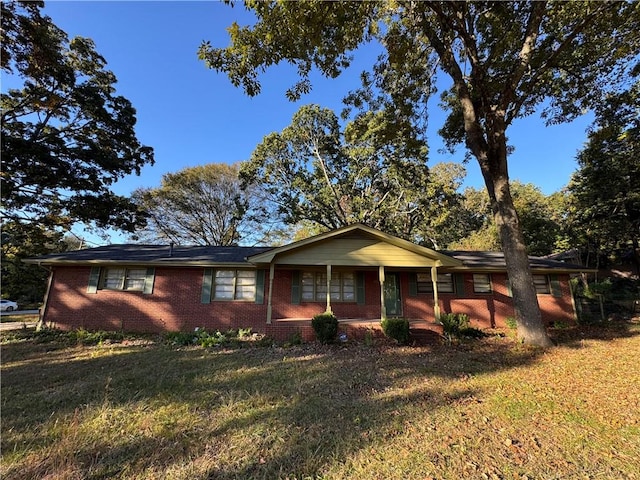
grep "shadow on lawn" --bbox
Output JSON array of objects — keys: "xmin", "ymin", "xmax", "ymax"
[
  {"xmin": 1, "ymin": 322, "xmax": 637, "ymax": 479},
  {"xmin": 549, "ymin": 319, "xmax": 640, "ymax": 348}
]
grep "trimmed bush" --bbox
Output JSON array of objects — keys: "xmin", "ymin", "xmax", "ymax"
[
  {"xmin": 381, "ymin": 317, "xmax": 410, "ymax": 345},
  {"xmin": 311, "ymin": 312, "xmax": 339, "ymax": 344}
]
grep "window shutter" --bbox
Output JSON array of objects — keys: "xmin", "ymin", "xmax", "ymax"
[
  {"xmin": 291, "ymin": 270, "xmax": 301, "ymax": 305},
  {"xmin": 143, "ymin": 268, "xmax": 155, "ymax": 294},
  {"xmin": 87, "ymin": 267, "xmax": 101, "ymax": 294},
  {"xmin": 506, "ymin": 278, "xmax": 513, "ymax": 297},
  {"xmin": 408, "ymin": 273, "xmax": 417, "ymax": 297},
  {"xmin": 550, "ymin": 274, "xmax": 562, "ymax": 298},
  {"xmin": 201, "ymin": 268, "xmax": 213, "ymax": 304},
  {"xmin": 454, "ymin": 273, "xmax": 465, "ymax": 297},
  {"xmin": 356, "ymin": 272, "xmax": 366, "ymax": 305},
  {"xmin": 255, "ymin": 269, "xmax": 265, "ymax": 304}
]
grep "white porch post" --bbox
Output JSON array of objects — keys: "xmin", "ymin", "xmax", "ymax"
[
  {"xmin": 431, "ymin": 265, "xmax": 441, "ymax": 320},
  {"xmin": 266, "ymin": 263, "xmax": 275, "ymax": 324},
  {"xmin": 379, "ymin": 265, "xmax": 386, "ymax": 321},
  {"xmin": 326, "ymin": 264, "xmax": 332, "ymax": 314}
]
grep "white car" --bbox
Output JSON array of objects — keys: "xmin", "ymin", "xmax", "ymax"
[{"xmin": 0, "ymin": 300, "xmax": 19, "ymax": 312}]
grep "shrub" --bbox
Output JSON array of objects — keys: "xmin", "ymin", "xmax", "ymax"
[
  {"xmin": 439, "ymin": 313, "xmax": 469, "ymax": 337},
  {"xmin": 165, "ymin": 331, "xmax": 198, "ymax": 346},
  {"xmin": 505, "ymin": 316, "xmax": 518, "ymax": 330},
  {"xmin": 381, "ymin": 317, "xmax": 410, "ymax": 345},
  {"xmin": 311, "ymin": 312, "xmax": 339, "ymax": 344},
  {"xmin": 285, "ymin": 330, "xmax": 303, "ymax": 346}
]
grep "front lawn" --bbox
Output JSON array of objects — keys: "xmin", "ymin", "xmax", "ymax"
[{"xmin": 1, "ymin": 323, "xmax": 639, "ymax": 479}]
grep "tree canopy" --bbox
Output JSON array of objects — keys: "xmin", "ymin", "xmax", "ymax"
[
  {"xmin": 242, "ymin": 104, "xmax": 465, "ymax": 246},
  {"xmin": 132, "ymin": 163, "xmax": 278, "ymax": 246},
  {"xmin": 451, "ymin": 182, "xmax": 564, "ymax": 256},
  {"xmin": 1, "ymin": 1, "xmax": 154, "ymax": 233},
  {"xmin": 201, "ymin": 1, "xmax": 639, "ymax": 346},
  {"xmin": 568, "ymin": 79, "xmax": 640, "ymax": 272}
]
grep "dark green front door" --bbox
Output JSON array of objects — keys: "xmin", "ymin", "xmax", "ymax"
[{"xmin": 384, "ymin": 273, "xmax": 402, "ymax": 317}]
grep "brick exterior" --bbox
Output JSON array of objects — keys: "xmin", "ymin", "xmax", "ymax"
[{"xmin": 43, "ymin": 266, "xmax": 576, "ymax": 341}]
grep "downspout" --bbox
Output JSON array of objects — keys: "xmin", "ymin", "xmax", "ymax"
[{"xmin": 36, "ymin": 262, "xmax": 53, "ymax": 331}]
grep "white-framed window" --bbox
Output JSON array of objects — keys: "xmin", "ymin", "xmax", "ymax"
[
  {"xmin": 100, "ymin": 267, "xmax": 148, "ymax": 291},
  {"xmin": 532, "ymin": 274, "xmax": 551, "ymax": 294},
  {"xmin": 416, "ymin": 273, "xmax": 454, "ymax": 293},
  {"xmin": 213, "ymin": 270, "xmax": 256, "ymax": 301},
  {"xmin": 473, "ymin": 273, "xmax": 492, "ymax": 293},
  {"xmin": 301, "ymin": 271, "xmax": 355, "ymax": 302}
]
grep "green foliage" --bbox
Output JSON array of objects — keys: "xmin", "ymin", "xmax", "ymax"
[
  {"xmin": 440, "ymin": 313, "xmax": 485, "ymax": 343},
  {"xmin": 242, "ymin": 103, "xmax": 466, "ymax": 245},
  {"xmin": 237, "ymin": 327, "xmax": 252, "ymax": 339},
  {"xmin": 10, "ymin": 328, "xmax": 126, "ymax": 346},
  {"xmin": 363, "ymin": 328, "xmax": 375, "ymax": 347},
  {"xmin": 164, "ymin": 328, "xmax": 260, "ymax": 348},
  {"xmin": 568, "ymin": 81, "xmax": 640, "ymax": 267},
  {"xmin": 505, "ymin": 317, "xmax": 518, "ymax": 330},
  {"xmin": 439, "ymin": 313, "xmax": 470, "ymax": 337},
  {"xmin": 1, "ymin": 222, "xmax": 83, "ymax": 304},
  {"xmin": 311, "ymin": 312, "xmax": 339, "ymax": 344},
  {"xmin": 285, "ymin": 330, "xmax": 303, "ymax": 347},
  {"xmin": 1, "ymin": 2, "xmax": 154, "ymax": 233},
  {"xmin": 448, "ymin": 182, "xmax": 564, "ymax": 255},
  {"xmin": 381, "ymin": 317, "xmax": 410, "ymax": 345}
]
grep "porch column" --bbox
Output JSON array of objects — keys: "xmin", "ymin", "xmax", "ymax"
[
  {"xmin": 379, "ymin": 265, "xmax": 386, "ymax": 321},
  {"xmin": 325, "ymin": 264, "xmax": 332, "ymax": 314},
  {"xmin": 431, "ymin": 265, "xmax": 441, "ymax": 320},
  {"xmin": 266, "ymin": 263, "xmax": 275, "ymax": 324}
]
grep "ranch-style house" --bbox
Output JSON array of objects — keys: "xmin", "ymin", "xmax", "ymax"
[{"xmin": 26, "ymin": 224, "xmax": 588, "ymax": 341}]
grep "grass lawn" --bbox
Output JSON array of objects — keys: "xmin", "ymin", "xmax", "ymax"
[{"xmin": 1, "ymin": 323, "xmax": 639, "ymax": 480}]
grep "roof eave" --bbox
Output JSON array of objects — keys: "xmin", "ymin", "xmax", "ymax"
[{"xmin": 22, "ymin": 259, "xmax": 253, "ymax": 268}]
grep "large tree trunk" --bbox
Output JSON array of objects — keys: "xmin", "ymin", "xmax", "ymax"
[
  {"xmin": 490, "ymin": 174, "xmax": 553, "ymax": 347},
  {"xmin": 478, "ymin": 144, "xmax": 553, "ymax": 347}
]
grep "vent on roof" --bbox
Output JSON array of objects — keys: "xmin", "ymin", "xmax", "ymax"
[{"xmin": 169, "ymin": 242, "xmax": 174, "ymax": 257}]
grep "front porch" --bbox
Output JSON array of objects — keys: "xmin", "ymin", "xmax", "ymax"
[{"xmin": 265, "ymin": 317, "xmax": 444, "ymax": 345}]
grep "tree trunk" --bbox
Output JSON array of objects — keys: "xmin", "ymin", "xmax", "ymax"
[
  {"xmin": 490, "ymin": 174, "xmax": 553, "ymax": 347},
  {"xmin": 477, "ymin": 145, "xmax": 553, "ymax": 347}
]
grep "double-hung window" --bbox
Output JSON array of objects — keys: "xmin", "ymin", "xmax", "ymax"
[
  {"xmin": 532, "ymin": 274, "xmax": 551, "ymax": 294},
  {"xmin": 301, "ymin": 271, "xmax": 355, "ymax": 302},
  {"xmin": 213, "ymin": 270, "xmax": 256, "ymax": 301},
  {"xmin": 473, "ymin": 273, "xmax": 492, "ymax": 293},
  {"xmin": 101, "ymin": 267, "xmax": 148, "ymax": 291},
  {"xmin": 416, "ymin": 273, "xmax": 455, "ymax": 294}
]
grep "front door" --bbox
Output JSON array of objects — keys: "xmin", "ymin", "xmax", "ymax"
[{"xmin": 383, "ymin": 273, "xmax": 402, "ymax": 317}]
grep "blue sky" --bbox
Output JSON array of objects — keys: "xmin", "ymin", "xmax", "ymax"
[{"xmin": 25, "ymin": 2, "xmax": 595, "ymax": 242}]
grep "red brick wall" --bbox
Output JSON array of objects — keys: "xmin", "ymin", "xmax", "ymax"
[
  {"xmin": 402, "ymin": 272, "xmax": 575, "ymax": 328},
  {"xmin": 45, "ymin": 266, "xmax": 269, "ymax": 333},
  {"xmin": 43, "ymin": 266, "xmax": 576, "ymax": 339},
  {"xmin": 437, "ymin": 273, "xmax": 516, "ymax": 329}
]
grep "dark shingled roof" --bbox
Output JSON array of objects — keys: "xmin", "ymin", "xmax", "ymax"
[
  {"xmin": 26, "ymin": 244, "xmax": 274, "ymax": 265},
  {"xmin": 26, "ymin": 244, "xmax": 589, "ymax": 272},
  {"xmin": 444, "ymin": 250, "xmax": 587, "ymax": 271}
]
